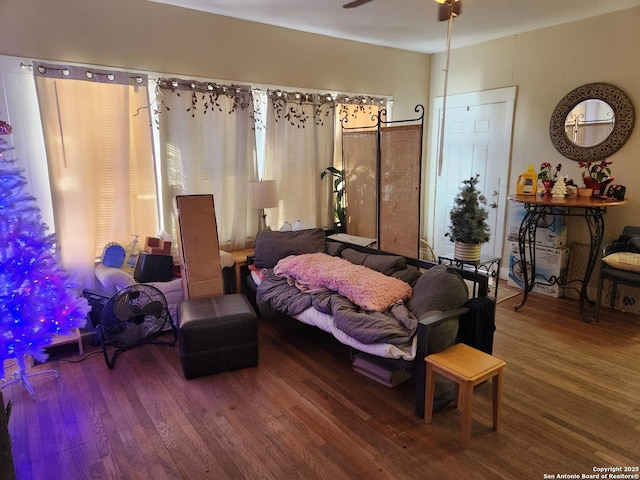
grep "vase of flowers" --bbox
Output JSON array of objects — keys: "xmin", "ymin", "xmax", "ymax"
[
  {"xmin": 538, "ymin": 162, "xmax": 562, "ymax": 195},
  {"xmin": 579, "ymin": 159, "xmax": 614, "ymax": 196}
]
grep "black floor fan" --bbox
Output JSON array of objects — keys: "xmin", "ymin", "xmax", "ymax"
[{"xmin": 97, "ymin": 284, "xmax": 177, "ymax": 368}]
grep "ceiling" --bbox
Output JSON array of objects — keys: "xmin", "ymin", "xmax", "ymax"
[{"xmin": 149, "ymin": 0, "xmax": 640, "ymax": 54}]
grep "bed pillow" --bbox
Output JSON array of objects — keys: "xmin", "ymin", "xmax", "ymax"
[
  {"xmin": 407, "ymin": 265, "xmax": 469, "ymax": 318},
  {"xmin": 340, "ymin": 248, "xmax": 407, "ymax": 276},
  {"xmin": 602, "ymin": 252, "xmax": 640, "ymax": 272},
  {"xmin": 253, "ymin": 228, "xmax": 325, "ymax": 269}
]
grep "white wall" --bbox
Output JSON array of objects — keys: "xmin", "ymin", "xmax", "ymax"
[
  {"xmin": 0, "ymin": 0, "xmax": 431, "ymax": 239},
  {"xmin": 0, "ymin": 57, "xmax": 53, "ymax": 229},
  {"xmin": 0, "ymin": 0, "xmax": 430, "ymax": 122},
  {"xmin": 429, "ymin": 7, "xmax": 640, "ymax": 256}
]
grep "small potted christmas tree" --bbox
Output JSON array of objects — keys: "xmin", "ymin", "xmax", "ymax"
[{"xmin": 446, "ymin": 174, "xmax": 491, "ymax": 261}]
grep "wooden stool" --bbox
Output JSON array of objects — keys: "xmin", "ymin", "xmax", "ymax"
[{"xmin": 425, "ymin": 343, "xmax": 505, "ymax": 448}]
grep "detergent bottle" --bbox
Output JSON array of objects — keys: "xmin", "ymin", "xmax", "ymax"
[
  {"xmin": 123, "ymin": 234, "xmax": 140, "ymax": 273},
  {"xmin": 516, "ymin": 165, "xmax": 537, "ymax": 196}
]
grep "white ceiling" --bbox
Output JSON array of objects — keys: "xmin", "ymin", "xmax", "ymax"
[{"xmin": 149, "ymin": 0, "xmax": 640, "ymax": 54}]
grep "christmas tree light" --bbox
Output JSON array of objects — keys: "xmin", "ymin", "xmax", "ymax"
[{"xmin": 1, "ymin": 118, "xmax": 90, "ymax": 398}]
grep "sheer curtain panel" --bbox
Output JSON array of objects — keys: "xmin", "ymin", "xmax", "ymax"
[
  {"xmin": 34, "ymin": 63, "xmax": 157, "ymax": 288},
  {"xmin": 264, "ymin": 90, "xmax": 335, "ymax": 230},
  {"xmin": 156, "ymin": 79, "xmax": 257, "ymax": 251}
]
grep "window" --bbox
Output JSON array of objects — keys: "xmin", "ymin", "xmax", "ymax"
[
  {"xmin": 2, "ymin": 54, "xmax": 392, "ymax": 287},
  {"xmin": 34, "ymin": 63, "xmax": 158, "ymax": 287}
]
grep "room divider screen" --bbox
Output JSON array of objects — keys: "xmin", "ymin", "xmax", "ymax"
[{"xmin": 342, "ymin": 105, "xmax": 424, "ymax": 258}]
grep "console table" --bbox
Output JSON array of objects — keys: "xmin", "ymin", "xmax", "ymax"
[{"xmin": 508, "ymin": 194, "xmax": 628, "ymax": 322}]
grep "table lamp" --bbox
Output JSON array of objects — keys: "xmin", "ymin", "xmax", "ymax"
[{"xmin": 248, "ymin": 180, "xmax": 278, "ymax": 231}]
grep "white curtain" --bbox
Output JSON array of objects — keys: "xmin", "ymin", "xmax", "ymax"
[
  {"xmin": 156, "ymin": 80, "xmax": 257, "ymax": 251},
  {"xmin": 34, "ymin": 63, "xmax": 158, "ymax": 288},
  {"xmin": 264, "ymin": 90, "xmax": 335, "ymax": 230}
]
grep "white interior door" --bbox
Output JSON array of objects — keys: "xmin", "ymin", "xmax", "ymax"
[{"xmin": 430, "ymin": 87, "xmax": 516, "ymax": 261}]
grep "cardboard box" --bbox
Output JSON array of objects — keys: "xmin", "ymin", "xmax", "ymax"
[
  {"xmin": 508, "ymin": 201, "xmax": 568, "ymax": 248},
  {"xmin": 507, "ymin": 241, "xmax": 570, "ymax": 298},
  {"xmin": 174, "ymin": 195, "xmax": 224, "ymax": 299},
  {"xmin": 144, "ymin": 237, "xmax": 172, "ymax": 256}
]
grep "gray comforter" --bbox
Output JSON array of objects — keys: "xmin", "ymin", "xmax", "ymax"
[{"xmin": 256, "ymin": 269, "xmax": 418, "ymax": 346}]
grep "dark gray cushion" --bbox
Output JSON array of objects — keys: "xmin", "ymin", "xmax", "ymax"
[
  {"xmin": 253, "ymin": 228, "xmax": 325, "ymax": 269},
  {"xmin": 391, "ymin": 266, "xmax": 423, "ymax": 287},
  {"xmin": 340, "ymin": 248, "xmax": 407, "ymax": 276},
  {"xmin": 325, "ymin": 240, "xmax": 346, "ymax": 257},
  {"xmin": 425, "ymin": 317, "xmax": 459, "ymax": 354},
  {"xmin": 406, "ymin": 265, "xmax": 468, "ymax": 318},
  {"xmin": 628, "ymin": 236, "xmax": 640, "ymax": 252}
]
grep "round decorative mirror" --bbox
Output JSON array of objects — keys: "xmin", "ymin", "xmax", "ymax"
[
  {"xmin": 549, "ymin": 83, "xmax": 635, "ymax": 161},
  {"xmin": 565, "ymin": 99, "xmax": 614, "ymax": 147}
]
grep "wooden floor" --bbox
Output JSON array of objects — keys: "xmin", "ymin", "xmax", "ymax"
[{"xmin": 3, "ymin": 286, "xmax": 640, "ymax": 480}]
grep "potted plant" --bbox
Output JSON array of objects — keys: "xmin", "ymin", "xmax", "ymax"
[
  {"xmin": 538, "ymin": 162, "xmax": 562, "ymax": 195},
  {"xmin": 320, "ymin": 166, "xmax": 346, "ymax": 232},
  {"xmin": 578, "ymin": 159, "xmax": 614, "ymax": 196},
  {"xmin": 446, "ymin": 174, "xmax": 491, "ymax": 261}
]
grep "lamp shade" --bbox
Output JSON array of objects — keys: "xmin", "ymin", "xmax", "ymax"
[{"xmin": 248, "ymin": 180, "xmax": 278, "ymax": 209}]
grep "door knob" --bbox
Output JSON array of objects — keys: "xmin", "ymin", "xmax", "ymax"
[{"xmin": 489, "ymin": 202, "xmax": 498, "ymax": 208}]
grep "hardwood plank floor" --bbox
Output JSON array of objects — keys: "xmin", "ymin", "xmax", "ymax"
[{"xmin": 3, "ymin": 286, "xmax": 640, "ymax": 479}]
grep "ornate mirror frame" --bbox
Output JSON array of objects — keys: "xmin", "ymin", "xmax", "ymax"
[{"xmin": 549, "ymin": 83, "xmax": 635, "ymax": 161}]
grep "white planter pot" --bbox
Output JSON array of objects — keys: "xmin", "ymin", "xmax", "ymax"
[{"xmin": 454, "ymin": 242, "xmax": 481, "ymax": 262}]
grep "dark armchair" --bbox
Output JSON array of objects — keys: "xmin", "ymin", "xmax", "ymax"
[{"xmin": 595, "ymin": 226, "xmax": 640, "ymax": 320}]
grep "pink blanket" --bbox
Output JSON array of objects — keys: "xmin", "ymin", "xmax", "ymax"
[{"xmin": 274, "ymin": 252, "xmax": 412, "ymax": 312}]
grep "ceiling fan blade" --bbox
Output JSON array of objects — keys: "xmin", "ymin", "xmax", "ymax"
[
  {"xmin": 343, "ymin": 0, "xmax": 374, "ymax": 8},
  {"xmin": 438, "ymin": 0, "xmax": 462, "ymax": 21}
]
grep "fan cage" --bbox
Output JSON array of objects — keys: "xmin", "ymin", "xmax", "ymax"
[{"xmin": 97, "ymin": 284, "xmax": 176, "ymax": 368}]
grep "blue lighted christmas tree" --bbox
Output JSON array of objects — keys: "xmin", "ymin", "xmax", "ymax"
[{"xmin": 1, "ymin": 119, "xmax": 89, "ymax": 398}]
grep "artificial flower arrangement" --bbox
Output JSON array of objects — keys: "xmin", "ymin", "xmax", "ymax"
[
  {"xmin": 578, "ymin": 159, "xmax": 613, "ymax": 182},
  {"xmin": 538, "ymin": 162, "xmax": 562, "ymax": 182}
]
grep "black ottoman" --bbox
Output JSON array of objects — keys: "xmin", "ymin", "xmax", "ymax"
[{"xmin": 177, "ymin": 294, "xmax": 258, "ymax": 379}]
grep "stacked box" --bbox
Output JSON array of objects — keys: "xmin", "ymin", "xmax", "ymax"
[
  {"xmin": 507, "ymin": 241, "xmax": 570, "ymax": 298},
  {"xmin": 508, "ymin": 201, "xmax": 568, "ymax": 248},
  {"xmin": 144, "ymin": 237, "xmax": 171, "ymax": 256}
]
